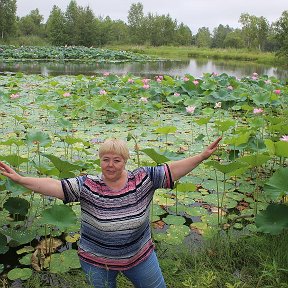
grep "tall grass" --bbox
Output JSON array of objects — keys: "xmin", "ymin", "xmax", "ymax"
[{"xmin": 105, "ymin": 45, "xmax": 285, "ymax": 66}]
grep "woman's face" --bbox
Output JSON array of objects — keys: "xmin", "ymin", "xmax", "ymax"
[{"xmin": 100, "ymin": 152, "xmax": 126, "ymax": 182}]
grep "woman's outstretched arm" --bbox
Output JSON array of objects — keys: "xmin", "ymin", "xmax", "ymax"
[
  {"xmin": 0, "ymin": 161, "xmax": 64, "ymax": 200},
  {"xmin": 169, "ymin": 137, "xmax": 222, "ymax": 182}
]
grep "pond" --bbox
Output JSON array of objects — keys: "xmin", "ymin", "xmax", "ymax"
[{"xmin": 0, "ymin": 58, "xmax": 287, "ymax": 79}]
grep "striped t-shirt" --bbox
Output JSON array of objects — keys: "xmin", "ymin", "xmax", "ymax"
[{"xmin": 61, "ymin": 164, "xmax": 174, "ymax": 270}]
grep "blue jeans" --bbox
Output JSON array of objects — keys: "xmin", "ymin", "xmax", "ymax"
[{"xmin": 80, "ymin": 251, "xmax": 166, "ymax": 288}]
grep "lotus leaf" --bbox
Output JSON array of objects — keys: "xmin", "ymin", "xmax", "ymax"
[
  {"xmin": 0, "ymin": 232, "xmax": 8, "ymax": 254},
  {"xmin": 0, "ymin": 155, "xmax": 28, "ymax": 167},
  {"xmin": 255, "ymin": 204, "xmax": 288, "ymax": 235},
  {"xmin": 5, "ymin": 178, "xmax": 31, "ymax": 196},
  {"xmin": 163, "ymin": 215, "xmax": 186, "ymax": 225},
  {"xmin": 49, "ymin": 249, "xmax": 80, "ymax": 273},
  {"xmin": 16, "ymin": 246, "xmax": 34, "ymax": 255},
  {"xmin": 40, "ymin": 204, "xmax": 77, "ymax": 230},
  {"xmin": 175, "ymin": 182, "xmax": 197, "ymax": 192},
  {"xmin": 7, "ymin": 267, "xmax": 32, "ymax": 281},
  {"xmin": 165, "ymin": 224, "xmax": 190, "ymax": 245},
  {"xmin": 26, "ymin": 131, "xmax": 51, "ymax": 147},
  {"xmin": 205, "ymin": 160, "xmax": 248, "ymax": 175},
  {"xmin": 141, "ymin": 148, "xmax": 171, "ymax": 164},
  {"xmin": 3, "ymin": 197, "xmax": 29, "ymax": 216},
  {"xmin": 19, "ymin": 253, "xmax": 33, "ymax": 265},
  {"xmin": 263, "ymin": 167, "xmax": 288, "ymax": 200},
  {"xmin": 4, "ymin": 229, "xmax": 36, "ymax": 245},
  {"xmin": 41, "ymin": 153, "xmax": 85, "ymax": 178},
  {"xmin": 185, "ymin": 206, "xmax": 207, "ymax": 217}
]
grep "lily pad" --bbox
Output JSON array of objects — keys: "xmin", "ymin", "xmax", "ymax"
[
  {"xmin": 164, "ymin": 225, "xmax": 190, "ymax": 245},
  {"xmin": 163, "ymin": 215, "xmax": 185, "ymax": 225},
  {"xmin": 7, "ymin": 267, "xmax": 32, "ymax": 281},
  {"xmin": 49, "ymin": 249, "xmax": 81, "ymax": 273}
]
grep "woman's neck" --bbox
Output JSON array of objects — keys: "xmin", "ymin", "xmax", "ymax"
[{"xmin": 102, "ymin": 170, "xmax": 128, "ymax": 191}]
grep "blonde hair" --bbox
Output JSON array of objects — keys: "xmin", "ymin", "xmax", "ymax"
[{"xmin": 99, "ymin": 138, "xmax": 130, "ymax": 162}]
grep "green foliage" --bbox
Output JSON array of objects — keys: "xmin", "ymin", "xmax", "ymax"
[
  {"xmin": 256, "ymin": 204, "xmax": 288, "ymax": 234},
  {"xmin": 7, "ymin": 267, "xmax": 32, "ymax": 281},
  {"xmin": 239, "ymin": 13, "xmax": 269, "ymax": 51},
  {"xmin": 273, "ymin": 11, "xmax": 288, "ymax": 60},
  {"xmin": 0, "ymin": 45, "xmax": 153, "ymax": 62},
  {"xmin": 3, "ymin": 197, "xmax": 30, "ymax": 216},
  {"xmin": 0, "ymin": 0, "xmax": 17, "ymax": 39},
  {"xmin": 40, "ymin": 204, "xmax": 77, "ymax": 230},
  {"xmin": 0, "ymin": 69, "xmax": 287, "ymax": 287},
  {"xmin": 263, "ymin": 167, "xmax": 288, "ymax": 200}
]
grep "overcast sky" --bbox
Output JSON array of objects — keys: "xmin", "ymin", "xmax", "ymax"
[{"xmin": 16, "ymin": 0, "xmax": 287, "ymax": 33}]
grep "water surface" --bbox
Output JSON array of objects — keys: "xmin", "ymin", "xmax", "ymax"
[{"xmin": 0, "ymin": 58, "xmax": 287, "ymax": 79}]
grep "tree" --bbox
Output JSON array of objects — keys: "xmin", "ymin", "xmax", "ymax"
[
  {"xmin": 18, "ymin": 8, "xmax": 44, "ymax": 36},
  {"xmin": 147, "ymin": 13, "xmax": 177, "ymax": 46},
  {"xmin": 239, "ymin": 13, "xmax": 269, "ymax": 50},
  {"xmin": 273, "ymin": 10, "xmax": 288, "ymax": 59},
  {"xmin": 77, "ymin": 6, "xmax": 95, "ymax": 46},
  {"xmin": 195, "ymin": 27, "xmax": 211, "ymax": 48},
  {"xmin": 175, "ymin": 23, "xmax": 192, "ymax": 46},
  {"xmin": 212, "ymin": 24, "xmax": 233, "ymax": 48},
  {"xmin": 46, "ymin": 5, "xmax": 68, "ymax": 45},
  {"xmin": 223, "ymin": 29, "xmax": 245, "ymax": 49},
  {"xmin": 0, "ymin": 0, "xmax": 17, "ymax": 39},
  {"xmin": 127, "ymin": 2, "xmax": 146, "ymax": 44},
  {"xmin": 65, "ymin": 0, "xmax": 81, "ymax": 45}
]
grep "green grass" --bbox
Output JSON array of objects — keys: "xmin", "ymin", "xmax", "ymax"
[{"xmin": 105, "ymin": 45, "xmax": 285, "ymax": 67}]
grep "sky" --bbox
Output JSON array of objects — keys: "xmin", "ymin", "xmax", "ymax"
[{"xmin": 16, "ymin": 0, "xmax": 287, "ymax": 34}]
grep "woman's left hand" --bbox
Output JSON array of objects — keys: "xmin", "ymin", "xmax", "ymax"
[{"xmin": 200, "ymin": 136, "xmax": 222, "ymax": 160}]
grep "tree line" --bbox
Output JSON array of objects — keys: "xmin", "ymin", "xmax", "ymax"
[{"xmin": 1, "ymin": 0, "xmax": 288, "ymax": 59}]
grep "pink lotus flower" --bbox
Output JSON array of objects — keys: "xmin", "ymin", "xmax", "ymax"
[
  {"xmin": 251, "ymin": 72, "xmax": 258, "ymax": 80},
  {"xmin": 127, "ymin": 78, "xmax": 134, "ymax": 84},
  {"xmin": 10, "ymin": 93, "xmax": 20, "ymax": 99},
  {"xmin": 253, "ymin": 108, "xmax": 263, "ymax": 114},
  {"xmin": 99, "ymin": 89, "xmax": 107, "ymax": 95},
  {"xmin": 186, "ymin": 106, "xmax": 196, "ymax": 114},
  {"xmin": 63, "ymin": 92, "xmax": 71, "ymax": 97},
  {"xmin": 183, "ymin": 77, "xmax": 189, "ymax": 82},
  {"xmin": 103, "ymin": 72, "xmax": 110, "ymax": 76},
  {"xmin": 227, "ymin": 85, "xmax": 233, "ymax": 90},
  {"xmin": 193, "ymin": 80, "xmax": 199, "ymax": 85},
  {"xmin": 140, "ymin": 97, "xmax": 148, "ymax": 103},
  {"xmin": 214, "ymin": 102, "xmax": 222, "ymax": 108},
  {"xmin": 212, "ymin": 72, "xmax": 218, "ymax": 76},
  {"xmin": 280, "ymin": 135, "xmax": 288, "ymax": 142},
  {"xmin": 274, "ymin": 89, "xmax": 281, "ymax": 95},
  {"xmin": 174, "ymin": 92, "xmax": 180, "ymax": 97},
  {"xmin": 142, "ymin": 78, "xmax": 150, "ymax": 85},
  {"xmin": 155, "ymin": 75, "xmax": 163, "ymax": 82},
  {"xmin": 264, "ymin": 80, "xmax": 271, "ymax": 84},
  {"xmin": 142, "ymin": 84, "xmax": 150, "ymax": 89}
]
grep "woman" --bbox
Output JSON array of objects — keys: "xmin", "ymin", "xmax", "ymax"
[{"xmin": 0, "ymin": 137, "xmax": 221, "ymax": 288}]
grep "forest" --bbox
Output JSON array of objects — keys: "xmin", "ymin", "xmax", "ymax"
[{"xmin": 0, "ymin": 0, "xmax": 288, "ymax": 61}]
